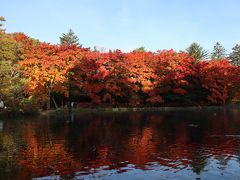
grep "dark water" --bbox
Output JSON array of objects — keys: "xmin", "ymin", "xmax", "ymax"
[{"xmin": 1, "ymin": 107, "xmax": 240, "ymax": 179}]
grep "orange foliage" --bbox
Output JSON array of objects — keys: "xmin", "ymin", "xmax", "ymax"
[
  {"xmin": 19, "ymin": 43, "xmax": 83, "ymax": 103},
  {"xmin": 18, "ymin": 40, "xmax": 240, "ymax": 106}
]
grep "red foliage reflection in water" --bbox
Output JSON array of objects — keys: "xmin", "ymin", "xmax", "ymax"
[{"xmin": 9, "ymin": 109, "xmax": 240, "ymax": 179}]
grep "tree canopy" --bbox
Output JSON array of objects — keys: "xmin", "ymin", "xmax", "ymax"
[{"xmin": 1, "ymin": 16, "xmax": 240, "ymax": 112}]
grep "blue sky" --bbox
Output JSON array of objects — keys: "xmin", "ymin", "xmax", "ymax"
[{"xmin": 1, "ymin": 0, "xmax": 240, "ymax": 53}]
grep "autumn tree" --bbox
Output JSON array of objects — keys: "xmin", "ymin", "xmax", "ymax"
[
  {"xmin": 151, "ymin": 50, "xmax": 197, "ymax": 104},
  {"xmin": 19, "ymin": 43, "xmax": 81, "ymax": 109},
  {"xmin": 229, "ymin": 44, "xmax": 240, "ymax": 66},
  {"xmin": 0, "ymin": 18, "xmax": 28, "ymax": 110},
  {"xmin": 186, "ymin": 42, "xmax": 208, "ymax": 61},
  {"xmin": 211, "ymin": 42, "xmax": 226, "ymax": 60},
  {"xmin": 59, "ymin": 29, "xmax": 81, "ymax": 47},
  {"xmin": 72, "ymin": 50, "xmax": 132, "ymax": 104},
  {"xmin": 123, "ymin": 51, "xmax": 157, "ymax": 105},
  {"xmin": 197, "ymin": 59, "xmax": 240, "ymax": 104}
]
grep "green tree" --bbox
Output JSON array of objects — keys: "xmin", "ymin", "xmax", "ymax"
[
  {"xmin": 211, "ymin": 42, "xmax": 226, "ymax": 60},
  {"xmin": 229, "ymin": 44, "xmax": 240, "ymax": 66},
  {"xmin": 0, "ymin": 16, "xmax": 5, "ymax": 31},
  {"xmin": 186, "ymin": 42, "xmax": 208, "ymax": 61},
  {"xmin": 134, "ymin": 46, "xmax": 146, "ymax": 52},
  {"xmin": 59, "ymin": 29, "xmax": 81, "ymax": 46},
  {"xmin": 93, "ymin": 46, "xmax": 106, "ymax": 52},
  {"xmin": 0, "ymin": 18, "xmax": 29, "ymax": 111},
  {"xmin": 0, "ymin": 33, "xmax": 25, "ymax": 108}
]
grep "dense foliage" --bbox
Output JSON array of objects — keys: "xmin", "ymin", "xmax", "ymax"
[
  {"xmin": 17, "ymin": 38, "xmax": 240, "ymax": 109},
  {"xmin": 1, "ymin": 17, "xmax": 240, "ymax": 112}
]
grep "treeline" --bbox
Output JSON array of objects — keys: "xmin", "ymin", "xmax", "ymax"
[{"xmin": 1, "ymin": 17, "xmax": 240, "ymax": 112}]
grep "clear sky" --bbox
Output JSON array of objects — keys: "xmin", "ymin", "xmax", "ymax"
[{"xmin": 1, "ymin": 0, "xmax": 240, "ymax": 53}]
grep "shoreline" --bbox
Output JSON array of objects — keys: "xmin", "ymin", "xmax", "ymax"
[
  {"xmin": 42, "ymin": 104, "xmax": 240, "ymax": 115},
  {"xmin": 1, "ymin": 104, "xmax": 239, "ymax": 117}
]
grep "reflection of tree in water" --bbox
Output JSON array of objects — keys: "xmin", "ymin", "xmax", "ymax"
[
  {"xmin": 0, "ymin": 134, "xmax": 18, "ymax": 179},
  {"xmin": 215, "ymin": 155, "xmax": 229, "ymax": 170},
  {"xmin": 0, "ymin": 119, "xmax": 25, "ymax": 180},
  {"xmin": 16, "ymin": 119, "xmax": 81, "ymax": 179},
  {"xmin": 0, "ymin": 108, "xmax": 240, "ymax": 179},
  {"xmin": 190, "ymin": 149, "xmax": 208, "ymax": 175},
  {"xmin": 236, "ymin": 144, "xmax": 240, "ymax": 164}
]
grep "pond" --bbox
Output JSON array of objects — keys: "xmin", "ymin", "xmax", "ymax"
[{"xmin": 1, "ymin": 107, "xmax": 240, "ymax": 179}]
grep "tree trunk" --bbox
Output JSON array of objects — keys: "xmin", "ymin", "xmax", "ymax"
[
  {"xmin": 61, "ymin": 96, "xmax": 64, "ymax": 109},
  {"xmin": 52, "ymin": 95, "xmax": 59, "ymax": 109},
  {"xmin": 47, "ymin": 87, "xmax": 51, "ymax": 110}
]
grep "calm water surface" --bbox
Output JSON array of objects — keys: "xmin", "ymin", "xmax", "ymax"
[{"xmin": 1, "ymin": 107, "xmax": 240, "ymax": 179}]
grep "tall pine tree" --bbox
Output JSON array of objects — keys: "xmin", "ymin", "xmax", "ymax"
[
  {"xmin": 0, "ymin": 16, "xmax": 5, "ymax": 31},
  {"xmin": 229, "ymin": 44, "xmax": 240, "ymax": 66},
  {"xmin": 59, "ymin": 29, "xmax": 81, "ymax": 47},
  {"xmin": 186, "ymin": 42, "xmax": 208, "ymax": 61},
  {"xmin": 211, "ymin": 42, "xmax": 226, "ymax": 60}
]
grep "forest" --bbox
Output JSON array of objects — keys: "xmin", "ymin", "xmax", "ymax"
[{"xmin": 1, "ymin": 16, "xmax": 240, "ymax": 113}]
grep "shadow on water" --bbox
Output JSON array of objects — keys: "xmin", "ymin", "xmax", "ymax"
[{"xmin": 1, "ymin": 107, "xmax": 240, "ymax": 179}]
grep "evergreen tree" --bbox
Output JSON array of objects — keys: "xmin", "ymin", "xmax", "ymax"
[
  {"xmin": 229, "ymin": 44, "xmax": 240, "ymax": 66},
  {"xmin": 59, "ymin": 29, "xmax": 81, "ymax": 46},
  {"xmin": 186, "ymin": 42, "xmax": 208, "ymax": 61},
  {"xmin": 0, "ymin": 16, "xmax": 5, "ymax": 30},
  {"xmin": 134, "ymin": 46, "xmax": 146, "ymax": 52},
  {"xmin": 93, "ymin": 46, "xmax": 106, "ymax": 52},
  {"xmin": 211, "ymin": 42, "xmax": 226, "ymax": 60}
]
